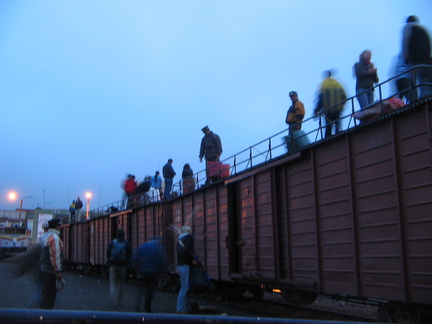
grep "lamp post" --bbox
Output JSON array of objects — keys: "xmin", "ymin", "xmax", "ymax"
[{"xmin": 85, "ymin": 192, "xmax": 92, "ymax": 220}]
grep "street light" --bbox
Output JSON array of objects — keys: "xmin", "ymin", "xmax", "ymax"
[
  {"xmin": 85, "ymin": 192, "xmax": 92, "ymax": 220},
  {"xmin": 7, "ymin": 191, "xmax": 33, "ymax": 224}
]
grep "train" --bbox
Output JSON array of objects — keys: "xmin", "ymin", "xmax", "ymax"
[
  {"xmin": 61, "ymin": 95, "xmax": 432, "ymax": 323},
  {"xmin": 0, "ymin": 226, "xmax": 28, "ymax": 260}
]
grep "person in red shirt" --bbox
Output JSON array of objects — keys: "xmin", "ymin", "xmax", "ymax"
[{"xmin": 124, "ymin": 175, "xmax": 137, "ymax": 209}]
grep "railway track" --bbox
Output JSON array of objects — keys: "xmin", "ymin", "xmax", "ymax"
[{"xmin": 209, "ymin": 293, "xmax": 377, "ymax": 322}]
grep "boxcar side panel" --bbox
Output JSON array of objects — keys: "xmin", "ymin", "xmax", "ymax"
[
  {"xmin": 351, "ymin": 121, "xmax": 404, "ymax": 301},
  {"xmin": 254, "ymin": 170, "xmax": 276, "ymax": 279},
  {"xmin": 314, "ymin": 138, "xmax": 357, "ymax": 296},
  {"xmin": 285, "ymin": 156, "xmax": 319, "ymax": 287},
  {"xmin": 396, "ymin": 108, "xmax": 432, "ymax": 304},
  {"xmin": 237, "ymin": 177, "xmax": 257, "ymax": 275},
  {"xmin": 216, "ymin": 184, "xmax": 230, "ymax": 282},
  {"xmin": 89, "ymin": 220, "xmax": 96, "ymax": 265},
  {"xmin": 203, "ymin": 187, "xmax": 217, "ymax": 277}
]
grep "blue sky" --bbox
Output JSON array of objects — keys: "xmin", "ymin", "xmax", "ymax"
[{"xmin": 1, "ymin": 1, "xmax": 431, "ymax": 210}]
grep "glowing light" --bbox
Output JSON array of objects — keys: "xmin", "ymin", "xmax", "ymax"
[{"xmin": 8, "ymin": 192, "xmax": 18, "ymax": 200}]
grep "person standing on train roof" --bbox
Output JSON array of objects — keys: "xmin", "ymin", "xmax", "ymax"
[
  {"xmin": 75, "ymin": 197, "xmax": 83, "ymax": 221},
  {"xmin": 402, "ymin": 15, "xmax": 432, "ymax": 99},
  {"xmin": 353, "ymin": 50, "xmax": 379, "ymax": 109},
  {"xmin": 124, "ymin": 175, "xmax": 137, "ymax": 208},
  {"xmin": 106, "ymin": 228, "xmax": 132, "ymax": 307},
  {"xmin": 69, "ymin": 200, "xmax": 76, "ymax": 223},
  {"xmin": 286, "ymin": 91, "xmax": 305, "ymax": 134},
  {"xmin": 314, "ymin": 70, "xmax": 347, "ymax": 138},
  {"xmin": 150, "ymin": 171, "xmax": 162, "ymax": 190},
  {"xmin": 163, "ymin": 159, "xmax": 176, "ymax": 200},
  {"xmin": 199, "ymin": 125, "xmax": 222, "ymax": 185},
  {"xmin": 39, "ymin": 218, "xmax": 63, "ymax": 309}
]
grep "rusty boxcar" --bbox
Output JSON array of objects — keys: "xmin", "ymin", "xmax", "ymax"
[{"xmin": 62, "ymin": 98, "xmax": 432, "ymax": 323}]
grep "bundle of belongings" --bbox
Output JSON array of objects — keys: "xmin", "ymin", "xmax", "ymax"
[{"xmin": 353, "ymin": 97, "xmax": 405, "ymax": 122}]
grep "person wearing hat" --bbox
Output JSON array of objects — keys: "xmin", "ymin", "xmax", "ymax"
[
  {"xmin": 39, "ymin": 218, "xmax": 64, "ymax": 309},
  {"xmin": 199, "ymin": 126, "xmax": 222, "ymax": 184},
  {"xmin": 286, "ymin": 91, "xmax": 306, "ymax": 134}
]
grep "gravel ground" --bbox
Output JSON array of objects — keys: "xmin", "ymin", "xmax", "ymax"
[
  {"xmin": 0, "ymin": 258, "xmax": 377, "ymax": 322},
  {"xmin": 0, "ymin": 260, "xmax": 249, "ymax": 316}
]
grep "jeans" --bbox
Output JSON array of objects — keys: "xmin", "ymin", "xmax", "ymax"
[
  {"xmin": 164, "ymin": 178, "xmax": 173, "ymax": 200},
  {"xmin": 396, "ymin": 77, "xmax": 417, "ymax": 104},
  {"xmin": 110, "ymin": 265, "xmax": 127, "ymax": 306},
  {"xmin": 324, "ymin": 111, "xmax": 341, "ymax": 138},
  {"xmin": 415, "ymin": 66, "xmax": 432, "ymax": 99},
  {"xmin": 176, "ymin": 265, "xmax": 190, "ymax": 312},
  {"xmin": 356, "ymin": 87, "xmax": 374, "ymax": 109}
]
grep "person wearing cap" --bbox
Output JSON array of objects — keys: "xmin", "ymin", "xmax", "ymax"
[
  {"xmin": 286, "ymin": 91, "xmax": 306, "ymax": 133},
  {"xmin": 402, "ymin": 15, "xmax": 432, "ymax": 99},
  {"xmin": 199, "ymin": 126, "xmax": 222, "ymax": 184},
  {"xmin": 39, "ymin": 218, "xmax": 64, "ymax": 309}
]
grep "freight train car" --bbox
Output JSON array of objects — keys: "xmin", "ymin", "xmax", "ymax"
[{"xmin": 62, "ymin": 97, "xmax": 432, "ymax": 323}]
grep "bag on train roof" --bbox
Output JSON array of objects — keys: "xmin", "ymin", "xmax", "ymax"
[{"xmin": 110, "ymin": 239, "xmax": 127, "ymax": 264}]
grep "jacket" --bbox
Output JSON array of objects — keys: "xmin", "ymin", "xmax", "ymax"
[
  {"xmin": 163, "ymin": 163, "xmax": 176, "ymax": 179},
  {"xmin": 315, "ymin": 78, "xmax": 347, "ymax": 114},
  {"xmin": 286, "ymin": 100, "xmax": 305, "ymax": 126},
  {"xmin": 40, "ymin": 229, "xmax": 63, "ymax": 274},
  {"xmin": 403, "ymin": 22, "xmax": 432, "ymax": 65},
  {"xmin": 131, "ymin": 240, "xmax": 165, "ymax": 276},
  {"xmin": 106, "ymin": 237, "xmax": 132, "ymax": 266},
  {"xmin": 354, "ymin": 60, "xmax": 379, "ymax": 89},
  {"xmin": 199, "ymin": 132, "xmax": 222, "ymax": 161},
  {"xmin": 177, "ymin": 233, "xmax": 194, "ymax": 265}
]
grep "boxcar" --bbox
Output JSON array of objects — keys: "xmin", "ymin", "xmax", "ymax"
[{"xmin": 63, "ymin": 98, "xmax": 432, "ymax": 323}]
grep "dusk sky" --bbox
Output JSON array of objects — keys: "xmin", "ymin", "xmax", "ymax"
[{"xmin": 1, "ymin": 1, "xmax": 431, "ymax": 210}]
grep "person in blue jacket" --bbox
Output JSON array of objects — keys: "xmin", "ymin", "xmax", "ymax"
[{"xmin": 131, "ymin": 238, "xmax": 165, "ymax": 313}]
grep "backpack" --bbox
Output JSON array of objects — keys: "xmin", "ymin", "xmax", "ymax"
[
  {"xmin": 136, "ymin": 181, "xmax": 151, "ymax": 194},
  {"xmin": 110, "ymin": 239, "xmax": 127, "ymax": 264}
]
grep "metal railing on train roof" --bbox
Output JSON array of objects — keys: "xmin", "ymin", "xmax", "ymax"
[{"xmin": 87, "ymin": 65, "xmax": 431, "ymax": 219}]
